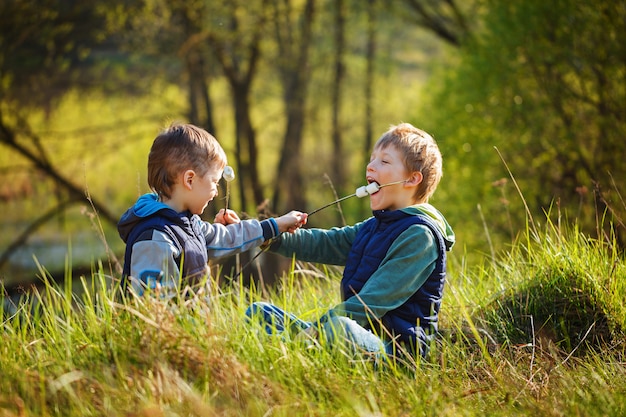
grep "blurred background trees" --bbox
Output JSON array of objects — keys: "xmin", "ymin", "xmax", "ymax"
[
  {"xmin": 421, "ymin": 0, "xmax": 626, "ymax": 249},
  {"xmin": 1, "ymin": 0, "xmax": 624, "ymax": 283}
]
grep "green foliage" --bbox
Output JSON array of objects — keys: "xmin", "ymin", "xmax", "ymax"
[
  {"xmin": 418, "ymin": 0, "xmax": 626, "ymax": 254},
  {"xmin": 0, "ymin": 0, "xmax": 146, "ymax": 109}
]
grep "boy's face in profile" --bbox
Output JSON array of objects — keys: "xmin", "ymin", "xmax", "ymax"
[
  {"xmin": 187, "ymin": 163, "xmax": 223, "ymax": 215},
  {"xmin": 366, "ymin": 144, "xmax": 413, "ymax": 211}
]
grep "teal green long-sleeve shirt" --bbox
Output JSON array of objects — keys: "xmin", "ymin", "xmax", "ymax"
[{"xmin": 272, "ymin": 204, "xmax": 455, "ymax": 327}]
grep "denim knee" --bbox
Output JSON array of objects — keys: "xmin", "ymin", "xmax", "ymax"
[{"xmin": 321, "ymin": 315, "xmax": 385, "ymax": 353}]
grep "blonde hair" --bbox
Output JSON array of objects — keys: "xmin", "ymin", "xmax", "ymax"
[
  {"xmin": 147, "ymin": 123, "xmax": 226, "ymax": 199},
  {"xmin": 374, "ymin": 123, "xmax": 442, "ymax": 203}
]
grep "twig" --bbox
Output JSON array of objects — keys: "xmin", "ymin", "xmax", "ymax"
[
  {"xmin": 529, "ymin": 314, "xmax": 535, "ymax": 377},
  {"xmin": 494, "ymin": 147, "xmax": 538, "ymax": 237},
  {"xmin": 232, "ymin": 179, "xmax": 407, "ymax": 281},
  {"xmin": 556, "ymin": 321, "xmax": 596, "ymax": 369},
  {"xmin": 224, "ymin": 181, "xmax": 231, "ymax": 212},
  {"xmin": 308, "ymin": 179, "xmax": 407, "ymax": 217},
  {"xmin": 323, "ymin": 173, "xmax": 346, "ymax": 225},
  {"xmin": 308, "ymin": 193, "xmax": 356, "ymax": 216},
  {"xmin": 477, "ymin": 203, "xmax": 496, "ymax": 265},
  {"xmin": 84, "ymin": 184, "xmax": 122, "ymax": 275}
]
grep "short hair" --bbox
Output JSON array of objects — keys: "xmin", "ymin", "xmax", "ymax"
[
  {"xmin": 147, "ymin": 123, "xmax": 226, "ymax": 199},
  {"xmin": 374, "ymin": 123, "xmax": 442, "ymax": 203}
]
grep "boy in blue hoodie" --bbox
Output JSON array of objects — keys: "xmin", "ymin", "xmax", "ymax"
[
  {"xmin": 117, "ymin": 123, "xmax": 306, "ymax": 296},
  {"xmin": 247, "ymin": 123, "xmax": 455, "ymax": 358}
]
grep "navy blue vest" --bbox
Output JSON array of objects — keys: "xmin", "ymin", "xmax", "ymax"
[
  {"xmin": 122, "ymin": 212, "xmax": 209, "ymax": 287},
  {"xmin": 341, "ymin": 210, "xmax": 447, "ymax": 344}
]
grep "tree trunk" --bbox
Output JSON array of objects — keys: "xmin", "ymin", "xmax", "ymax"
[
  {"xmin": 186, "ymin": 51, "xmax": 216, "ymax": 136},
  {"xmin": 361, "ymin": 0, "xmax": 378, "ymax": 218},
  {"xmin": 330, "ymin": 0, "xmax": 347, "ymax": 223},
  {"xmin": 272, "ymin": 0, "xmax": 315, "ymax": 213},
  {"xmin": 231, "ymin": 83, "xmax": 265, "ymax": 211},
  {"xmin": 208, "ymin": 2, "xmax": 267, "ymax": 213}
]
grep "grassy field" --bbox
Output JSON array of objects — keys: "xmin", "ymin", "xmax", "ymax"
[{"xmin": 1, "ymin": 217, "xmax": 625, "ymax": 416}]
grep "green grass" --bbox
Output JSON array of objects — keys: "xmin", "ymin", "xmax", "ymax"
[{"xmin": 1, "ymin": 219, "xmax": 626, "ymax": 416}]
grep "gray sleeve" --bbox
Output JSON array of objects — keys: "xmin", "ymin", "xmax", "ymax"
[
  {"xmin": 128, "ymin": 230, "xmax": 180, "ymax": 293},
  {"xmin": 201, "ymin": 218, "xmax": 277, "ymax": 260}
]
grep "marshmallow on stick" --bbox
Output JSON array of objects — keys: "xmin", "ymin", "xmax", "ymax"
[{"xmin": 355, "ymin": 182, "xmax": 380, "ymax": 198}]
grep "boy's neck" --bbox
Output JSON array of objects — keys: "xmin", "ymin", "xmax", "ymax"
[{"xmin": 160, "ymin": 196, "xmax": 186, "ymax": 213}]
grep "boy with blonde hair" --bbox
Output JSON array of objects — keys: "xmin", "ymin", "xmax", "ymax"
[
  {"xmin": 247, "ymin": 123, "xmax": 455, "ymax": 358},
  {"xmin": 118, "ymin": 123, "xmax": 306, "ymax": 296}
]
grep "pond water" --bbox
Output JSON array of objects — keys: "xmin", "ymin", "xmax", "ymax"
[{"xmin": 1, "ymin": 230, "xmax": 124, "ymax": 288}]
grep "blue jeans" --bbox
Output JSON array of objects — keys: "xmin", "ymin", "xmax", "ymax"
[{"xmin": 245, "ymin": 301, "xmax": 388, "ymax": 354}]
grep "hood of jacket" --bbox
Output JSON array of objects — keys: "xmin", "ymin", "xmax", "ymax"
[
  {"xmin": 117, "ymin": 193, "xmax": 182, "ymax": 243},
  {"xmin": 400, "ymin": 203, "xmax": 455, "ymax": 251}
]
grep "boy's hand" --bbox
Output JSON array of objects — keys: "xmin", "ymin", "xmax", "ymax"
[
  {"xmin": 215, "ymin": 208, "xmax": 241, "ymax": 225},
  {"xmin": 276, "ymin": 211, "xmax": 308, "ymax": 234}
]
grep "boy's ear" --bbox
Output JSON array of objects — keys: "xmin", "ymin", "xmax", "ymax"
[
  {"xmin": 405, "ymin": 171, "xmax": 423, "ymax": 186},
  {"xmin": 182, "ymin": 170, "xmax": 196, "ymax": 190}
]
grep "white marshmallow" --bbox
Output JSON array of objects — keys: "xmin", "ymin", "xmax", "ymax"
[
  {"xmin": 355, "ymin": 186, "xmax": 369, "ymax": 198},
  {"xmin": 223, "ymin": 166, "xmax": 235, "ymax": 182},
  {"xmin": 355, "ymin": 182, "xmax": 380, "ymax": 198},
  {"xmin": 365, "ymin": 182, "xmax": 380, "ymax": 195}
]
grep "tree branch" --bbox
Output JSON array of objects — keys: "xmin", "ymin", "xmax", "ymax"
[
  {"xmin": 0, "ymin": 199, "xmax": 78, "ymax": 269},
  {"xmin": 0, "ymin": 114, "xmax": 117, "ymax": 226}
]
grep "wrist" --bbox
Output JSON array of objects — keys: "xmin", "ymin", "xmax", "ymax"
[{"xmin": 260, "ymin": 218, "xmax": 280, "ymax": 240}]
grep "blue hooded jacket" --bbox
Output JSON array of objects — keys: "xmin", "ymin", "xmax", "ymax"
[
  {"xmin": 118, "ymin": 193, "xmax": 279, "ymax": 293},
  {"xmin": 273, "ymin": 203, "xmax": 455, "ymax": 352},
  {"xmin": 118, "ymin": 195, "xmax": 210, "ymax": 285}
]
